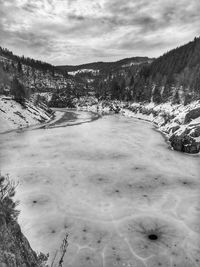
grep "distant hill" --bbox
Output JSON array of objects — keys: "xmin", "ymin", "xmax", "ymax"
[
  {"xmin": 1, "ymin": 36, "xmax": 200, "ymax": 105},
  {"xmin": 57, "ymin": 57, "xmax": 154, "ymax": 72},
  {"xmin": 0, "ymin": 45, "xmax": 92, "ymax": 109},
  {"xmin": 0, "ymin": 46, "xmax": 85, "ymax": 97},
  {"xmin": 132, "ymin": 36, "xmax": 200, "ymax": 103},
  {"xmin": 0, "ymin": 46, "xmax": 55, "ymax": 73},
  {"xmin": 89, "ymin": 36, "xmax": 200, "ymax": 103}
]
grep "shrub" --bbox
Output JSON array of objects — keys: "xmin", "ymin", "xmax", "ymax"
[
  {"xmin": 37, "ymin": 252, "xmax": 49, "ymax": 267},
  {"xmin": 10, "ymin": 76, "xmax": 26, "ymax": 104},
  {"xmin": 0, "ymin": 173, "xmax": 19, "ymax": 223}
]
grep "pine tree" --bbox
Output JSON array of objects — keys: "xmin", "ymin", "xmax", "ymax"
[
  {"xmin": 152, "ymin": 85, "xmax": 162, "ymax": 103},
  {"xmin": 172, "ymin": 90, "xmax": 180, "ymax": 104},
  {"xmin": 17, "ymin": 61, "xmax": 22, "ymax": 73},
  {"xmin": 11, "ymin": 76, "xmax": 26, "ymax": 103}
]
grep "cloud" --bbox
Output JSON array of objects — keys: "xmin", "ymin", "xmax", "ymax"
[{"xmin": 0, "ymin": 0, "xmax": 199, "ymax": 64}]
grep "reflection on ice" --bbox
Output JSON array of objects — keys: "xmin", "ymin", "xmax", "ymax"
[{"xmin": 0, "ymin": 111, "xmax": 199, "ymax": 266}]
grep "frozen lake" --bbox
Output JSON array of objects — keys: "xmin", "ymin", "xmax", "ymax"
[{"xmin": 0, "ymin": 110, "xmax": 200, "ymax": 267}]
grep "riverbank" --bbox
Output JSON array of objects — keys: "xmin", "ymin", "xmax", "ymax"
[
  {"xmin": 122, "ymin": 101, "xmax": 200, "ymax": 154},
  {"xmin": 1, "ymin": 94, "xmax": 200, "ymax": 154},
  {"xmin": 0, "ymin": 96, "xmax": 54, "ymax": 133},
  {"xmin": 47, "ymin": 108, "xmax": 100, "ymax": 128},
  {"xmin": 76, "ymin": 98, "xmax": 200, "ymax": 154}
]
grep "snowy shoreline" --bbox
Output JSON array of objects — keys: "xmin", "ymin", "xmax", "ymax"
[
  {"xmin": 0, "ymin": 96, "xmax": 54, "ymax": 133},
  {"xmin": 1, "ymin": 94, "xmax": 200, "ymax": 154},
  {"xmin": 122, "ymin": 102, "xmax": 200, "ymax": 154},
  {"xmin": 76, "ymin": 99, "xmax": 200, "ymax": 154}
]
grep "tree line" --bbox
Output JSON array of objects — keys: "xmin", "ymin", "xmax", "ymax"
[{"xmin": 0, "ymin": 46, "xmax": 68, "ymax": 77}]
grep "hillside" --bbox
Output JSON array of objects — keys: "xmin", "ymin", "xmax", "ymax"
[
  {"xmin": 0, "ymin": 54, "xmax": 80, "ymax": 95},
  {"xmin": 1, "ymin": 37, "xmax": 200, "ymax": 105},
  {"xmin": 1, "ymin": 37, "xmax": 200, "ymax": 153},
  {"xmin": 56, "ymin": 37, "xmax": 200, "ymax": 104},
  {"xmin": 68, "ymin": 37, "xmax": 200, "ymax": 104},
  {"xmin": 131, "ymin": 36, "xmax": 200, "ymax": 103},
  {"xmin": 57, "ymin": 56, "xmax": 153, "ymax": 72},
  {"xmin": 0, "ymin": 96, "xmax": 53, "ymax": 133},
  {"xmin": 57, "ymin": 57, "xmax": 153, "ymax": 102},
  {"xmin": 0, "ymin": 37, "xmax": 200, "ymax": 267},
  {"xmin": 0, "ymin": 45, "xmax": 89, "ymax": 96},
  {"xmin": 0, "ymin": 45, "xmax": 89, "ymax": 110},
  {"xmin": 70, "ymin": 37, "xmax": 200, "ymax": 154}
]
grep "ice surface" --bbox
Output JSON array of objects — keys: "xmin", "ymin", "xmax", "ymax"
[{"xmin": 0, "ymin": 111, "xmax": 199, "ymax": 266}]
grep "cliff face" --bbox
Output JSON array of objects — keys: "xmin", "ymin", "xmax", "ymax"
[{"xmin": 0, "ymin": 213, "xmax": 40, "ymax": 267}]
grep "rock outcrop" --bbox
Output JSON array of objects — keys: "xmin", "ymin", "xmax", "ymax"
[
  {"xmin": 0, "ymin": 213, "xmax": 42, "ymax": 267},
  {"xmin": 169, "ymin": 133, "xmax": 200, "ymax": 153},
  {"xmin": 184, "ymin": 107, "xmax": 200, "ymax": 123},
  {"xmin": 169, "ymin": 124, "xmax": 200, "ymax": 153}
]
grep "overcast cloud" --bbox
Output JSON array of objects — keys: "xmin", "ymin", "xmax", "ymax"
[{"xmin": 0, "ymin": 0, "xmax": 199, "ymax": 65}]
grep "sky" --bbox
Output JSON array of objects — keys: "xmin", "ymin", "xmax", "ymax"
[{"xmin": 0, "ymin": 0, "xmax": 200, "ymax": 65}]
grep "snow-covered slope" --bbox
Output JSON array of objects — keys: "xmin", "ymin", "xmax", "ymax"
[
  {"xmin": 0, "ymin": 96, "xmax": 53, "ymax": 133},
  {"xmin": 68, "ymin": 69, "xmax": 99, "ymax": 76}
]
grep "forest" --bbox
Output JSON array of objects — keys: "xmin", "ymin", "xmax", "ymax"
[
  {"xmin": 1, "ymin": 37, "xmax": 200, "ymax": 106},
  {"xmin": 93, "ymin": 37, "xmax": 200, "ymax": 104}
]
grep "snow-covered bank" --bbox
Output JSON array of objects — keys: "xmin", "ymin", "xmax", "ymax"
[
  {"xmin": 76, "ymin": 98, "xmax": 200, "ymax": 154},
  {"xmin": 0, "ymin": 96, "xmax": 54, "ymax": 133},
  {"xmin": 122, "ymin": 101, "xmax": 200, "ymax": 154}
]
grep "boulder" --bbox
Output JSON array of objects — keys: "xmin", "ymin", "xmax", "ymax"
[
  {"xmin": 184, "ymin": 107, "xmax": 200, "ymax": 124},
  {"xmin": 169, "ymin": 133, "xmax": 200, "ymax": 154},
  {"xmin": 190, "ymin": 126, "xmax": 200, "ymax": 137}
]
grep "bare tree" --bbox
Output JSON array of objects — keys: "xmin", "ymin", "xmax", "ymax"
[{"xmin": 58, "ymin": 233, "xmax": 69, "ymax": 267}]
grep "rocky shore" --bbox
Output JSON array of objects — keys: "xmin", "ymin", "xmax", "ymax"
[{"xmin": 76, "ymin": 97, "xmax": 200, "ymax": 154}]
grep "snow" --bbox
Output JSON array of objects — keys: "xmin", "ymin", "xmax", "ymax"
[
  {"xmin": 0, "ymin": 55, "xmax": 75, "ymax": 92},
  {"xmin": 121, "ymin": 62, "xmax": 141, "ymax": 68},
  {"xmin": 0, "ymin": 96, "xmax": 52, "ymax": 133},
  {"xmin": 194, "ymin": 136, "xmax": 200, "ymax": 142},
  {"xmin": 189, "ymin": 116, "xmax": 200, "ymax": 125},
  {"xmin": 36, "ymin": 92, "xmax": 53, "ymax": 102},
  {"xmin": 0, "ymin": 55, "xmax": 11, "ymax": 61},
  {"xmin": 68, "ymin": 69, "xmax": 99, "ymax": 76}
]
